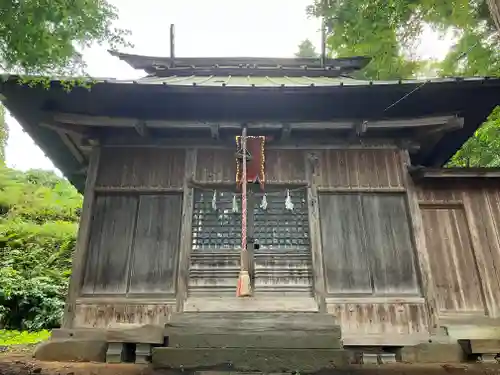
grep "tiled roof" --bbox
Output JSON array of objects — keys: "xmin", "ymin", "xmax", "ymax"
[
  {"xmin": 126, "ymin": 75, "xmax": 491, "ymax": 88},
  {"xmin": 108, "ymin": 50, "xmax": 372, "ymax": 77},
  {"xmin": 135, "ymin": 75, "xmax": 368, "ymax": 87}
]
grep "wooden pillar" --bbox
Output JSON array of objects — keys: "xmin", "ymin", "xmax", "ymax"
[
  {"xmin": 305, "ymin": 151, "xmax": 327, "ymax": 312},
  {"xmin": 247, "ymin": 190, "xmax": 255, "ymax": 282},
  {"xmin": 462, "ymin": 192, "xmax": 496, "ymax": 317},
  {"xmin": 176, "ymin": 148, "xmax": 197, "ymax": 312},
  {"xmin": 62, "ymin": 146, "xmax": 101, "ymax": 328},
  {"xmin": 399, "ymin": 149, "xmax": 440, "ymax": 335}
]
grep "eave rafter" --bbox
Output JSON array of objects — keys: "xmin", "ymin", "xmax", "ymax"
[{"xmin": 48, "ymin": 112, "xmax": 463, "ymax": 133}]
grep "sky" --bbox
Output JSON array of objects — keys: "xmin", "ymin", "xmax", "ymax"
[{"xmin": 5, "ymin": 0, "xmax": 453, "ymax": 173}]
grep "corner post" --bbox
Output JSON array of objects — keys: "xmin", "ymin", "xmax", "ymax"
[
  {"xmin": 62, "ymin": 146, "xmax": 101, "ymax": 328},
  {"xmin": 305, "ymin": 151, "xmax": 327, "ymax": 312},
  {"xmin": 176, "ymin": 148, "xmax": 197, "ymax": 312},
  {"xmin": 399, "ymin": 149, "xmax": 440, "ymax": 336}
]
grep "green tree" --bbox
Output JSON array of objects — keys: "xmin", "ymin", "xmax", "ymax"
[
  {"xmin": 0, "ymin": 105, "xmax": 7, "ymax": 165},
  {"xmin": 0, "ymin": 0, "xmax": 131, "ymax": 75},
  {"xmin": 307, "ymin": 0, "xmax": 500, "ymax": 165},
  {"xmin": 307, "ymin": 0, "xmax": 500, "ymax": 80},
  {"xmin": 295, "ymin": 39, "xmax": 319, "ymax": 58},
  {"xmin": 0, "ymin": 167, "xmax": 81, "ymax": 330},
  {"xmin": 448, "ymin": 106, "xmax": 500, "ymax": 167}
]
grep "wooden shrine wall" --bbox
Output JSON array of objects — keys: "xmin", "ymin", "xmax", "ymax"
[
  {"xmin": 69, "ymin": 144, "xmax": 431, "ymax": 341},
  {"xmin": 68, "ymin": 143, "xmax": 500, "ymax": 342},
  {"xmin": 416, "ymin": 183, "xmax": 500, "ymax": 323},
  {"xmin": 69, "ymin": 147, "xmax": 186, "ymax": 327},
  {"xmin": 309, "ymin": 148, "xmax": 430, "ymax": 343}
]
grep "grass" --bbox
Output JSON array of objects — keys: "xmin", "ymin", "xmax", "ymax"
[{"xmin": 0, "ymin": 330, "xmax": 50, "ymax": 346}]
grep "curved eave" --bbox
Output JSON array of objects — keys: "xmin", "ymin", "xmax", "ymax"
[
  {"xmin": 0, "ymin": 75, "xmax": 499, "ymax": 192},
  {"xmin": 108, "ymin": 50, "xmax": 372, "ymax": 75}
]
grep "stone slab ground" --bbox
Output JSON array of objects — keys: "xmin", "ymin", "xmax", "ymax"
[{"xmin": 2, "ymin": 352, "xmax": 500, "ymax": 375}]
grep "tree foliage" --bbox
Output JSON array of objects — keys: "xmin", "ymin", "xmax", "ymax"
[
  {"xmin": 0, "ymin": 167, "xmax": 81, "ymax": 330},
  {"xmin": 0, "ymin": 105, "xmax": 7, "ymax": 165},
  {"xmin": 307, "ymin": 0, "xmax": 500, "ymax": 166},
  {"xmin": 0, "ymin": 0, "xmax": 131, "ymax": 76},
  {"xmin": 307, "ymin": 0, "xmax": 500, "ymax": 80},
  {"xmin": 295, "ymin": 39, "xmax": 319, "ymax": 58}
]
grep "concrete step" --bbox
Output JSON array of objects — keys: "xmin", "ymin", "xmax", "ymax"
[
  {"xmin": 152, "ymin": 347, "xmax": 351, "ymax": 372},
  {"xmin": 165, "ymin": 311, "xmax": 341, "ymax": 350}
]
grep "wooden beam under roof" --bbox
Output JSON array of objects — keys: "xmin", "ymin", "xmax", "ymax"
[
  {"xmin": 80, "ymin": 135, "xmax": 419, "ymax": 151},
  {"xmin": 51, "ymin": 112, "xmax": 462, "ymax": 131},
  {"xmin": 39, "ymin": 121, "xmax": 90, "ymax": 137},
  {"xmin": 409, "ymin": 166, "xmax": 500, "ymax": 180}
]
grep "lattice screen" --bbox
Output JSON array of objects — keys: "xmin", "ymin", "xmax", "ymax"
[
  {"xmin": 191, "ymin": 188, "xmax": 309, "ymax": 250},
  {"xmin": 192, "ymin": 190, "xmax": 241, "ymax": 250},
  {"xmin": 253, "ymin": 190, "xmax": 310, "ymax": 250}
]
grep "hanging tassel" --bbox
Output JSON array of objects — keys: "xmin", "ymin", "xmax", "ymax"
[
  {"xmin": 232, "ymin": 194, "xmax": 239, "ymax": 213},
  {"xmin": 212, "ymin": 190, "xmax": 217, "ymax": 210},
  {"xmin": 260, "ymin": 194, "xmax": 268, "ymax": 210},
  {"xmin": 285, "ymin": 189, "xmax": 294, "ymax": 211}
]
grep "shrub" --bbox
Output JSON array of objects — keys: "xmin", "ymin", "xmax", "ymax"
[{"xmin": 0, "ymin": 167, "xmax": 80, "ymax": 330}]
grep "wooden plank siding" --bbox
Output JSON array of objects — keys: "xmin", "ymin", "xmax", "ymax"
[
  {"xmin": 128, "ymin": 195, "xmax": 182, "ymax": 294},
  {"xmin": 421, "ymin": 206, "xmax": 485, "ymax": 314},
  {"xmin": 194, "ymin": 148, "xmax": 306, "ymax": 184},
  {"xmin": 311, "ymin": 147, "xmax": 430, "ymax": 341},
  {"xmin": 73, "ymin": 301, "xmax": 176, "ymax": 328},
  {"xmin": 327, "ymin": 300, "xmax": 429, "ymax": 343},
  {"xmin": 319, "ymin": 193, "xmax": 419, "ymax": 296},
  {"xmin": 81, "ymin": 194, "xmax": 183, "ymax": 296},
  {"xmin": 314, "ymin": 149, "xmax": 404, "ymax": 189},
  {"xmin": 96, "ymin": 147, "xmax": 185, "ymax": 188},
  {"xmin": 417, "ymin": 184, "xmax": 500, "ymax": 319}
]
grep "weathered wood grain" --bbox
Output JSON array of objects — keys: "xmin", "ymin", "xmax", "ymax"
[
  {"xmin": 63, "ymin": 147, "xmax": 100, "ymax": 327},
  {"xmin": 327, "ymin": 301, "xmax": 429, "ymax": 338},
  {"xmin": 73, "ymin": 302, "xmax": 176, "ymax": 328},
  {"xmin": 305, "ymin": 151, "xmax": 327, "ymax": 311},
  {"xmin": 128, "ymin": 194, "xmax": 182, "ymax": 294},
  {"xmin": 52, "ymin": 324, "xmax": 164, "ymax": 344},
  {"xmin": 177, "ymin": 148, "xmax": 196, "ymax": 311},
  {"xmin": 182, "ymin": 296, "xmax": 319, "ymax": 312},
  {"xmin": 195, "ymin": 148, "xmax": 235, "ymax": 183},
  {"xmin": 319, "ymin": 193, "xmax": 372, "ymax": 294},
  {"xmin": 459, "ymin": 339, "xmax": 500, "ymax": 354},
  {"xmin": 421, "ymin": 205, "xmax": 485, "ymax": 314},
  {"xmin": 362, "ymin": 194, "xmax": 419, "ymax": 294},
  {"xmin": 166, "ymin": 312, "xmax": 339, "ymax": 333},
  {"xmin": 97, "ymin": 147, "xmax": 185, "ymax": 188},
  {"xmin": 81, "ymin": 195, "xmax": 138, "ymax": 294},
  {"xmin": 314, "ymin": 149, "xmax": 404, "ymax": 189},
  {"xmin": 319, "ymin": 192, "xmax": 418, "ymax": 295},
  {"xmin": 265, "ymin": 149, "xmax": 306, "ymax": 182}
]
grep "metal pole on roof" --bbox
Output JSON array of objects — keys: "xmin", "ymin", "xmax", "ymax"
[
  {"xmin": 321, "ymin": 18, "xmax": 326, "ymax": 67},
  {"xmin": 170, "ymin": 24, "xmax": 175, "ymax": 68}
]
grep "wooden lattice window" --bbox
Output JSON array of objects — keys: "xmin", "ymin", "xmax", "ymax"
[
  {"xmin": 191, "ymin": 188, "xmax": 310, "ymax": 251},
  {"xmin": 192, "ymin": 190, "xmax": 241, "ymax": 250},
  {"xmin": 253, "ymin": 190, "xmax": 309, "ymax": 250}
]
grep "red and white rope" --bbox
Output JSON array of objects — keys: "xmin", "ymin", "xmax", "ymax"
[{"xmin": 241, "ymin": 127, "xmax": 248, "ymax": 258}]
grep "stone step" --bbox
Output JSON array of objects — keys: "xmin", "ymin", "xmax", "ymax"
[
  {"xmin": 168, "ymin": 331, "xmax": 341, "ymax": 349},
  {"xmin": 152, "ymin": 348, "xmax": 350, "ymax": 372}
]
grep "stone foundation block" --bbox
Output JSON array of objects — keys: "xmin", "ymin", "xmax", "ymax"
[{"xmin": 33, "ymin": 339, "xmax": 107, "ymax": 362}]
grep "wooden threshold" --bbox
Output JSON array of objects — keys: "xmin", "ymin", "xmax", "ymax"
[
  {"xmin": 325, "ymin": 296, "xmax": 425, "ymax": 304},
  {"xmin": 342, "ymin": 333, "xmax": 431, "ymax": 347},
  {"xmin": 75, "ymin": 297, "xmax": 177, "ymax": 305},
  {"xmin": 183, "ymin": 296, "xmax": 319, "ymax": 312}
]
